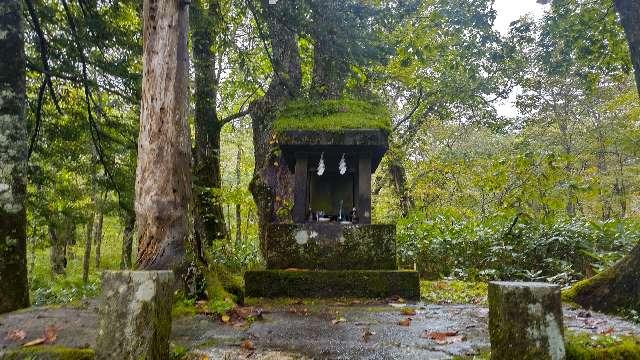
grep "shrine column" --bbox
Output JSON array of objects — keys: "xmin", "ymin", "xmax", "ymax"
[{"xmin": 357, "ymin": 152, "xmax": 372, "ymax": 224}]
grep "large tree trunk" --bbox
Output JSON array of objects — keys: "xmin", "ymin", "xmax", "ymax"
[
  {"xmin": 249, "ymin": 0, "xmax": 302, "ymax": 254},
  {"xmin": 0, "ymin": 0, "xmax": 29, "ymax": 313},
  {"xmin": 191, "ymin": 0, "xmax": 228, "ymax": 247},
  {"xmin": 614, "ymin": 0, "xmax": 640, "ymax": 95},
  {"xmin": 120, "ymin": 212, "xmax": 135, "ymax": 269},
  {"xmin": 135, "ymin": 0, "xmax": 191, "ymax": 271}
]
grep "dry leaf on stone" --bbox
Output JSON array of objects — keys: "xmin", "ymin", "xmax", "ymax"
[
  {"xmin": 601, "ymin": 327, "xmax": 615, "ymax": 335},
  {"xmin": 221, "ymin": 315, "xmax": 231, "ymax": 323},
  {"xmin": 240, "ymin": 339, "xmax": 255, "ymax": 350},
  {"xmin": 23, "ymin": 338, "xmax": 46, "ymax": 347},
  {"xmin": 398, "ymin": 318, "xmax": 412, "ymax": 326},
  {"xmin": 362, "ymin": 328, "xmax": 375, "ymax": 343},
  {"xmin": 421, "ymin": 330, "xmax": 465, "ymax": 344},
  {"xmin": 43, "ymin": 325, "xmax": 57, "ymax": 344},
  {"xmin": 5, "ymin": 329, "xmax": 26, "ymax": 342}
]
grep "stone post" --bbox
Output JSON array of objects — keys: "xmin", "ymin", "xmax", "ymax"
[
  {"xmin": 96, "ymin": 271, "xmax": 174, "ymax": 360},
  {"xmin": 488, "ymin": 281, "xmax": 565, "ymax": 360}
]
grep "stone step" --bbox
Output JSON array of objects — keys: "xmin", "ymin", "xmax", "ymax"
[{"xmin": 245, "ymin": 270, "xmax": 420, "ymax": 300}]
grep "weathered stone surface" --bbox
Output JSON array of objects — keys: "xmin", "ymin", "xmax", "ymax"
[
  {"xmin": 245, "ymin": 270, "xmax": 420, "ymax": 299},
  {"xmin": 95, "ymin": 271, "xmax": 174, "ymax": 360},
  {"xmin": 264, "ymin": 223, "xmax": 396, "ymax": 270},
  {"xmin": 488, "ymin": 281, "xmax": 565, "ymax": 360}
]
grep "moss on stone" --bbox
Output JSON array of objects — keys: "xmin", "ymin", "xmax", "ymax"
[
  {"xmin": 273, "ymin": 99, "xmax": 391, "ymax": 134},
  {"xmin": 565, "ymin": 332, "xmax": 640, "ymax": 360},
  {"xmin": 2, "ymin": 346, "xmax": 94, "ymax": 360},
  {"xmin": 244, "ymin": 269, "xmax": 420, "ymax": 299}
]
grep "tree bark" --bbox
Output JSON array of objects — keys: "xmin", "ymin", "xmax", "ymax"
[
  {"xmin": 249, "ymin": 0, "xmax": 302, "ymax": 254},
  {"xmin": 0, "ymin": 0, "xmax": 29, "ymax": 313},
  {"xmin": 191, "ymin": 0, "xmax": 228, "ymax": 247},
  {"xmin": 135, "ymin": 0, "xmax": 191, "ymax": 271},
  {"xmin": 614, "ymin": 0, "xmax": 640, "ymax": 96},
  {"xmin": 120, "ymin": 212, "xmax": 135, "ymax": 269},
  {"xmin": 235, "ymin": 143, "xmax": 242, "ymax": 248},
  {"xmin": 82, "ymin": 215, "xmax": 93, "ymax": 283},
  {"xmin": 93, "ymin": 208, "xmax": 104, "ymax": 268},
  {"xmin": 48, "ymin": 220, "xmax": 73, "ymax": 276}
]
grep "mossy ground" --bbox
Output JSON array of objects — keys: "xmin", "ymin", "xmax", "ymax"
[
  {"xmin": 273, "ymin": 98, "xmax": 391, "ymax": 133},
  {"xmin": 566, "ymin": 332, "xmax": 640, "ymax": 360},
  {"xmin": 420, "ymin": 281, "xmax": 488, "ymax": 305},
  {"xmin": 1, "ymin": 346, "xmax": 94, "ymax": 360}
]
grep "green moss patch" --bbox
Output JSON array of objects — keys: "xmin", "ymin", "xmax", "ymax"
[
  {"xmin": 566, "ymin": 332, "xmax": 640, "ymax": 360},
  {"xmin": 421, "ymin": 281, "xmax": 488, "ymax": 305},
  {"xmin": 273, "ymin": 99, "xmax": 391, "ymax": 133},
  {"xmin": 2, "ymin": 346, "xmax": 94, "ymax": 360},
  {"xmin": 245, "ymin": 270, "xmax": 420, "ymax": 300}
]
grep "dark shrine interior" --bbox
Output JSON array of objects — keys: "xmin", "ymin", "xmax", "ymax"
[{"xmin": 307, "ymin": 152, "xmax": 356, "ymax": 221}]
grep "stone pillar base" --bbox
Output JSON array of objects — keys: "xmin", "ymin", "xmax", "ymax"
[
  {"xmin": 489, "ymin": 281, "xmax": 565, "ymax": 360},
  {"xmin": 96, "ymin": 270, "xmax": 174, "ymax": 360}
]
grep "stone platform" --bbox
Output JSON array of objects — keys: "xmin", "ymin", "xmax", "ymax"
[
  {"xmin": 263, "ymin": 223, "xmax": 396, "ymax": 270},
  {"xmin": 245, "ymin": 270, "xmax": 420, "ymax": 299}
]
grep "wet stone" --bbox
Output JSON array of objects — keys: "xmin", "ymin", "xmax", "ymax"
[
  {"xmin": 95, "ymin": 270, "xmax": 174, "ymax": 360},
  {"xmin": 488, "ymin": 281, "xmax": 565, "ymax": 360}
]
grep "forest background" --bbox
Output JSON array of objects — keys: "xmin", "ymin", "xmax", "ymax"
[{"xmin": 19, "ymin": 0, "xmax": 640, "ymax": 320}]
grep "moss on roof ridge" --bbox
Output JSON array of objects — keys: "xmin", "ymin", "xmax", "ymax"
[{"xmin": 273, "ymin": 98, "xmax": 391, "ymax": 134}]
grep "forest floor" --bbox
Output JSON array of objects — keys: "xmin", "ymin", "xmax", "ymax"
[{"xmin": 1, "ymin": 296, "xmax": 639, "ymax": 359}]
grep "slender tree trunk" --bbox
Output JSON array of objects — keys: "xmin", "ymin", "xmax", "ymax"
[
  {"xmin": 387, "ymin": 150, "xmax": 414, "ymax": 217},
  {"xmin": 0, "ymin": 0, "xmax": 29, "ymax": 313},
  {"xmin": 614, "ymin": 0, "xmax": 640, "ymax": 96},
  {"xmin": 135, "ymin": 0, "xmax": 191, "ymax": 271},
  {"xmin": 93, "ymin": 208, "xmax": 103, "ymax": 268},
  {"xmin": 48, "ymin": 220, "xmax": 73, "ymax": 276},
  {"xmin": 249, "ymin": 0, "xmax": 302, "ymax": 254},
  {"xmin": 191, "ymin": 0, "xmax": 228, "ymax": 249},
  {"xmin": 235, "ymin": 144, "xmax": 242, "ymax": 248},
  {"xmin": 82, "ymin": 215, "xmax": 93, "ymax": 283},
  {"xmin": 120, "ymin": 213, "xmax": 135, "ymax": 269}
]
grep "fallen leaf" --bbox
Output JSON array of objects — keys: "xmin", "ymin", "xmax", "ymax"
[
  {"xmin": 421, "ymin": 330, "xmax": 465, "ymax": 344},
  {"xmin": 43, "ymin": 325, "xmax": 57, "ymax": 344},
  {"xmin": 221, "ymin": 315, "xmax": 231, "ymax": 323},
  {"xmin": 332, "ymin": 317, "xmax": 347, "ymax": 325},
  {"xmin": 5, "ymin": 329, "xmax": 26, "ymax": 342},
  {"xmin": 23, "ymin": 338, "xmax": 45, "ymax": 347},
  {"xmin": 240, "ymin": 339, "xmax": 255, "ymax": 350},
  {"xmin": 601, "ymin": 327, "xmax": 615, "ymax": 335},
  {"xmin": 362, "ymin": 328, "xmax": 375, "ymax": 343},
  {"xmin": 400, "ymin": 307, "xmax": 416, "ymax": 316},
  {"xmin": 398, "ymin": 318, "xmax": 412, "ymax": 326}
]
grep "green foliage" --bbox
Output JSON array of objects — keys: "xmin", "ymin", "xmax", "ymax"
[
  {"xmin": 273, "ymin": 99, "xmax": 391, "ymax": 133},
  {"xmin": 398, "ymin": 212, "xmax": 639, "ymax": 283},
  {"xmin": 420, "ymin": 280, "xmax": 487, "ymax": 305},
  {"xmin": 566, "ymin": 332, "xmax": 640, "ymax": 360}
]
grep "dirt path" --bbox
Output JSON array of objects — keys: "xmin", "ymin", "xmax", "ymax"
[{"xmin": 1, "ymin": 299, "xmax": 639, "ymax": 359}]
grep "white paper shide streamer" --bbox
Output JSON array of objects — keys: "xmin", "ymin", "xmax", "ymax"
[
  {"xmin": 338, "ymin": 153, "xmax": 347, "ymax": 175},
  {"xmin": 317, "ymin": 152, "xmax": 325, "ymax": 176}
]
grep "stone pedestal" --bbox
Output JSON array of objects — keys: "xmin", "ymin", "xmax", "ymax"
[
  {"xmin": 96, "ymin": 271, "xmax": 174, "ymax": 360},
  {"xmin": 488, "ymin": 281, "xmax": 565, "ymax": 360}
]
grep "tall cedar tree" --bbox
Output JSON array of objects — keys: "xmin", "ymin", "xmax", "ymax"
[{"xmin": 135, "ymin": 0, "xmax": 192, "ymax": 272}]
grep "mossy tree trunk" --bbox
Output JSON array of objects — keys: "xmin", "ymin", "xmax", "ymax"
[
  {"xmin": 614, "ymin": 0, "xmax": 640, "ymax": 96},
  {"xmin": 249, "ymin": 0, "xmax": 302, "ymax": 254},
  {"xmin": 48, "ymin": 219, "xmax": 74, "ymax": 276},
  {"xmin": 135, "ymin": 0, "xmax": 191, "ymax": 272},
  {"xmin": 567, "ymin": 244, "xmax": 640, "ymax": 312},
  {"xmin": 0, "ymin": 0, "xmax": 29, "ymax": 313},
  {"xmin": 191, "ymin": 0, "xmax": 228, "ymax": 248},
  {"xmin": 120, "ymin": 212, "xmax": 135, "ymax": 269}
]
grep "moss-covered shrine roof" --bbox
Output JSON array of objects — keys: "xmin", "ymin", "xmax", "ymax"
[{"xmin": 273, "ymin": 98, "xmax": 392, "ymax": 134}]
